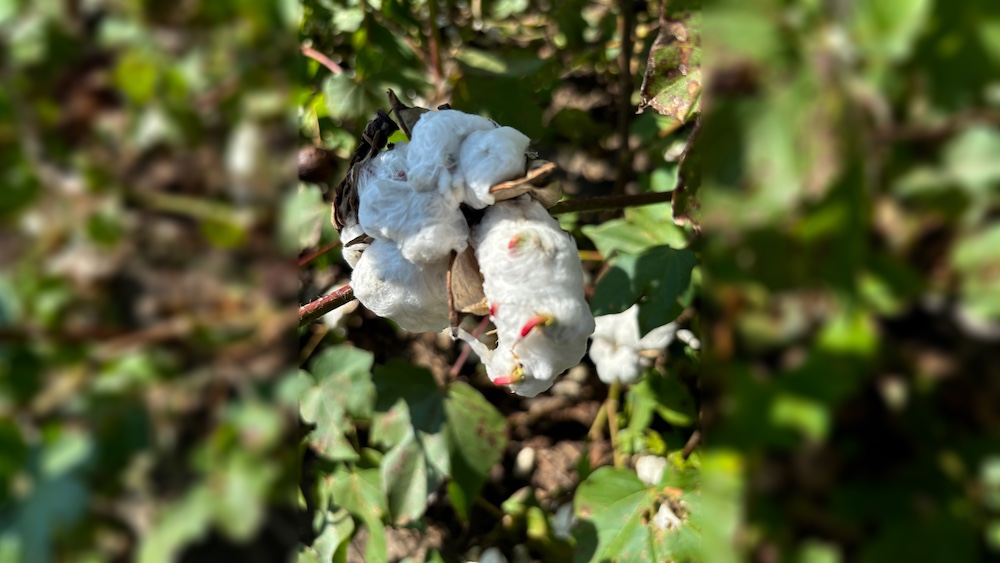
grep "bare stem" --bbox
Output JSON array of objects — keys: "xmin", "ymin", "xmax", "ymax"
[
  {"xmin": 549, "ymin": 190, "xmax": 673, "ymax": 215},
  {"xmin": 301, "ymin": 45, "xmax": 343, "ymax": 74},
  {"xmin": 299, "ymin": 285, "xmax": 355, "ymax": 326},
  {"xmin": 607, "ymin": 381, "xmax": 624, "ymax": 468},
  {"xmin": 298, "ymin": 240, "xmax": 342, "ymax": 268}
]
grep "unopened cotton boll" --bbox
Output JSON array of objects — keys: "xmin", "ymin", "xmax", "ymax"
[
  {"xmin": 407, "ymin": 110, "xmax": 497, "ymax": 201},
  {"xmin": 458, "ymin": 126, "xmax": 531, "ymax": 209},
  {"xmin": 357, "ymin": 176, "xmax": 469, "ymax": 263},
  {"xmin": 350, "ymin": 239, "xmax": 450, "ymax": 332},
  {"xmin": 588, "ymin": 304, "xmax": 677, "ymax": 385}
]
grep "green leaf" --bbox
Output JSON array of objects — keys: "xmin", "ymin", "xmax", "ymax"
[
  {"xmin": 444, "ymin": 382, "xmax": 508, "ymax": 521},
  {"xmin": 371, "ymin": 361, "xmax": 449, "ymax": 524},
  {"xmin": 638, "ymin": 11, "xmax": 702, "ymax": 131},
  {"xmin": 851, "ymin": 0, "xmax": 931, "ymax": 61},
  {"xmin": 591, "ymin": 246, "xmax": 697, "ymax": 336},
  {"xmin": 300, "ymin": 346, "xmax": 374, "ymax": 461},
  {"xmin": 301, "ymin": 509, "xmax": 355, "ymax": 563},
  {"xmin": 310, "ymin": 346, "xmax": 376, "ymax": 419},
  {"xmin": 324, "ymin": 74, "xmax": 368, "ymax": 121},
  {"xmin": 574, "ymin": 467, "xmax": 701, "ymax": 563},
  {"xmin": 327, "ymin": 467, "xmax": 388, "ymax": 563}
]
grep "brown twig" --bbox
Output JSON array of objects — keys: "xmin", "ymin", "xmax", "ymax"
[
  {"xmin": 298, "ymin": 240, "xmax": 342, "ymax": 268},
  {"xmin": 681, "ymin": 429, "xmax": 701, "ymax": 460},
  {"xmin": 301, "ymin": 45, "xmax": 343, "ymax": 75},
  {"xmin": 299, "ymin": 285, "xmax": 355, "ymax": 326},
  {"xmin": 548, "ymin": 190, "xmax": 673, "ymax": 215},
  {"xmin": 613, "ymin": 0, "xmax": 636, "ymax": 196}
]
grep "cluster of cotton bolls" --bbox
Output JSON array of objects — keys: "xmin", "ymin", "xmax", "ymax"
[
  {"xmin": 341, "ymin": 108, "xmax": 594, "ymax": 397},
  {"xmin": 588, "ymin": 304, "xmax": 678, "ymax": 385}
]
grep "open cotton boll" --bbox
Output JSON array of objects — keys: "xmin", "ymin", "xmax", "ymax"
[
  {"xmin": 466, "ymin": 196, "xmax": 594, "ymax": 396},
  {"xmin": 588, "ymin": 304, "xmax": 678, "ymax": 385},
  {"xmin": 473, "ymin": 197, "xmax": 587, "ymax": 305},
  {"xmin": 502, "ymin": 297, "xmax": 595, "ymax": 386},
  {"xmin": 357, "ymin": 176, "xmax": 469, "ymax": 263},
  {"xmin": 339, "ymin": 221, "xmax": 368, "ymax": 268},
  {"xmin": 458, "ymin": 127, "xmax": 530, "ymax": 209},
  {"xmin": 350, "ymin": 239, "xmax": 450, "ymax": 332},
  {"xmin": 456, "ymin": 329, "xmax": 556, "ymax": 397},
  {"xmin": 362, "ymin": 141, "xmax": 410, "ymax": 181},
  {"xmin": 406, "ymin": 110, "xmax": 496, "ymax": 200}
]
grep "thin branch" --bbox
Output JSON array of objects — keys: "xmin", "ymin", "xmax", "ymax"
[
  {"xmin": 298, "ymin": 240, "xmax": 342, "ymax": 268},
  {"xmin": 301, "ymin": 45, "xmax": 343, "ymax": 75},
  {"xmin": 299, "ymin": 285, "xmax": 355, "ymax": 326},
  {"xmin": 548, "ymin": 190, "xmax": 673, "ymax": 215},
  {"xmin": 681, "ymin": 429, "xmax": 701, "ymax": 460}
]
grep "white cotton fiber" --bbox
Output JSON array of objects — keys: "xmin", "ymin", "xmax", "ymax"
[
  {"xmin": 406, "ymin": 110, "xmax": 496, "ymax": 201},
  {"xmin": 357, "ymin": 175, "xmax": 469, "ymax": 263},
  {"xmin": 463, "ymin": 196, "xmax": 594, "ymax": 397},
  {"xmin": 588, "ymin": 304, "xmax": 678, "ymax": 385},
  {"xmin": 458, "ymin": 126, "xmax": 530, "ymax": 209},
  {"xmin": 350, "ymin": 239, "xmax": 450, "ymax": 333},
  {"xmin": 339, "ymin": 221, "xmax": 368, "ymax": 268}
]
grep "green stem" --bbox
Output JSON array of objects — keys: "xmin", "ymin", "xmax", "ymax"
[{"xmin": 607, "ymin": 381, "xmax": 623, "ymax": 468}]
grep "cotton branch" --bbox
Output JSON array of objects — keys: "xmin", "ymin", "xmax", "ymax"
[
  {"xmin": 299, "ymin": 285, "xmax": 355, "ymax": 326},
  {"xmin": 548, "ymin": 190, "xmax": 673, "ymax": 215},
  {"xmin": 301, "ymin": 45, "xmax": 343, "ymax": 74}
]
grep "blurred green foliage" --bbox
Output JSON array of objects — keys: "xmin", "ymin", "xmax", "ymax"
[
  {"xmin": 1, "ymin": 1, "xmax": 301, "ymax": 562},
  {"xmin": 702, "ymin": 0, "xmax": 1000, "ymax": 561}
]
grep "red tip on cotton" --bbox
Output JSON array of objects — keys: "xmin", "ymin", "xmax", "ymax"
[
  {"xmin": 507, "ymin": 235, "xmax": 521, "ymax": 252},
  {"xmin": 490, "ymin": 303, "xmax": 499, "ymax": 317},
  {"xmin": 519, "ymin": 314, "xmax": 551, "ymax": 338},
  {"xmin": 493, "ymin": 374, "xmax": 515, "ymax": 385}
]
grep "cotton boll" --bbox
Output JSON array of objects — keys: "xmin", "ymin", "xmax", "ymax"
[
  {"xmin": 357, "ymin": 177, "xmax": 469, "ymax": 263},
  {"xmin": 468, "ymin": 196, "xmax": 594, "ymax": 397},
  {"xmin": 407, "ymin": 110, "xmax": 496, "ymax": 199},
  {"xmin": 588, "ymin": 305, "xmax": 677, "ymax": 385},
  {"xmin": 363, "ymin": 142, "xmax": 410, "ymax": 182},
  {"xmin": 351, "ymin": 239, "xmax": 450, "ymax": 332},
  {"xmin": 459, "ymin": 127, "xmax": 530, "ymax": 209},
  {"xmin": 497, "ymin": 297, "xmax": 594, "ymax": 384},
  {"xmin": 339, "ymin": 221, "xmax": 368, "ymax": 268},
  {"xmin": 456, "ymin": 328, "xmax": 556, "ymax": 397},
  {"xmin": 589, "ymin": 337, "xmax": 643, "ymax": 384},
  {"xmin": 474, "ymin": 197, "xmax": 587, "ymax": 305}
]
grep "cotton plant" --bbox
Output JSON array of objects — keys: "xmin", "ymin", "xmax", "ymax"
[
  {"xmin": 588, "ymin": 304, "xmax": 679, "ymax": 385},
  {"xmin": 331, "ymin": 91, "xmax": 594, "ymax": 397}
]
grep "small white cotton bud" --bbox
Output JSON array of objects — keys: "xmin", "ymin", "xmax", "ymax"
[
  {"xmin": 350, "ymin": 239, "xmax": 450, "ymax": 333},
  {"xmin": 652, "ymin": 503, "xmax": 683, "ymax": 531},
  {"xmin": 635, "ymin": 455, "xmax": 667, "ymax": 487},
  {"xmin": 459, "ymin": 126, "xmax": 531, "ymax": 209}
]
